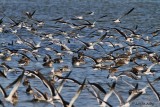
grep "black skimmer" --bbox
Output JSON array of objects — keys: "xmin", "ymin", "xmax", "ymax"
[
  {"xmin": 114, "ymin": 8, "xmax": 135, "ymax": 23},
  {"xmin": 0, "ymin": 69, "xmax": 24, "ymax": 104},
  {"xmin": 25, "ymin": 10, "xmax": 36, "ymax": 19}
]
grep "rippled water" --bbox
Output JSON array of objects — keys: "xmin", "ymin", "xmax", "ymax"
[{"xmin": 0, "ymin": 0, "xmax": 160, "ymax": 107}]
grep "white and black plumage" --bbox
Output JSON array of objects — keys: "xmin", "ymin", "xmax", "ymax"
[
  {"xmin": 32, "ymin": 87, "xmax": 52, "ymax": 103},
  {"xmin": 68, "ymin": 78, "xmax": 86, "ymax": 107},
  {"xmin": 0, "ymin": 70, "xmax": 24, "ymax": 104},
  {"xmin": 113, "ymin": 88, "xmax": 142, "ymax": 107},
  {"xmin": 147, "ymin": 78, "xmax": 160, "ymax": 101},
  {"xmin": 24, "ymin": 70, "xmax": 56, "ymax": 97},
  {"xmin": 114, "ymin": 8, "xmax": 135, "ymax": 23},
  {"xmin": 100, "ymin": 82, "xmax": 116, "ymax": 107},
  {"xmin": 141, "ymin": 63, "xmax": 156, "ymax": 75}
]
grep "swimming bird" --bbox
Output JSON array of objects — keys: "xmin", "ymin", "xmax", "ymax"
[
  {"xmin": 131, "ymin": 64, "xmax": 146, "ymax": 72},
  {"xmin": 53, "ymin": 56, "xmax": 63, "ymax": 63},
  {"xmin": 49, "ymin": 67, "xmax": 63, "ymax": 78},
  {"xmin": 42, "ymin": 54, "xmax": 54, "ymax": 67},
  {"xmin": 26, "ymin": 83, "xmax": 34, "ymax": 94},
  {"xmin": 115, "ymin": 58, "xmax": 130, "ymax": 66},
  {"xmin": 18, "ymin": 54, "xmax": 31, "ymax": 66},
  {"xmin": 72, "ymin": 56, "xmax": 85, "ymax": 66},
  {"xmin": 151, "ymin": 29, "xmax": 160, "ymax": 36},
  {"xmin": 132, "ymin": 60, "xmax": 145, "ymax": 69},
  {"xmin": 60, "ymin": 65, "xmax": 71, "ymax": 72},
  {"xmin": 107, "ymin": 67, "xmax": 119, "ymax": 81},
  {"xmin": 11, "ymin": 91, "xmax": 19, "ymax": 106},
  {"xmin": 2, "ymin": 48, "xmax": 19, "ymax": 56},
  {"xmin": 23, "ymin": 77, "xmax": 30, "ymax": 86},
  {"xmin": 0, "ymin": 54, "xmax": 12, "ymax": 61},
  {"xmin": 43, "ymin": 60, "xmax": 54, "ymax": 68}
]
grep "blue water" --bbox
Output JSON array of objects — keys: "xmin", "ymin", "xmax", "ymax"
[{"xmin": 0, "ymin": 0, "xmax": 160, "ymax": 107}]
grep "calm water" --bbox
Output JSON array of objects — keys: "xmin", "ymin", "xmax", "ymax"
[{"xmin": 0, "ymin": 0, "xmax": 160, "ymax": 107}]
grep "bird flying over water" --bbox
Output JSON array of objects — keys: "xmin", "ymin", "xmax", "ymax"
[{"xmin": 114, "ymin": 8, "xmax": 135, "ymax": 23}]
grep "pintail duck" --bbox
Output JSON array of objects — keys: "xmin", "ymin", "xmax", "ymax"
[
  {"xmin": 135, "ymin": 53, "xmax": 148, "ymax": 60},
  {"xmin": 131, "ymin": 64, "xmax": 147, "ymax": 75},
  {"xmin": 1, "ymin": 54, "xmax": 12, "ymax": 61},
  {"xmin": 43, "ymin": 60, "xmax": 54, "ymax": 68},
  {"xmin": 60, "ymin": 65, "xmax": 71, "ymax": 72},
  {"xmin": 23, "ymin": 77, "xmax": 30, "ymax": 86},
  {"xmin": 2, "ymin": 48, "xmax": 18, "ymax": 56},
  {"xmin": 43, "ymin": 54, "xmax": 54, "ymax": 67},
  {"xmin": 72, "ymin": 56, "xmax": 85, "ymax": 66},
  {"xmin": 50, "ymin": 67, "xmax": 62, "ymax": 77},
  {"xmin": 115, "ymin": 58, "xmax": 130, "ymax": 66},
  {"xmin": 18, "ymin": 55, "xmax": 30, "ymax": 66},
  {"xmin": 53, "ymin": 56, "xmax": 63, "ymax": 63},
  {"xmin": 26, "ymin": 84, "xmax": 33, "ymax": 94},
  {"xmin": 107, "ymin": 67, "xmax": 119, "ymax": 80}
]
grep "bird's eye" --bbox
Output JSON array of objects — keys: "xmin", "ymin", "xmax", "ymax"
[{"xmin": 24, "ymin": 71, "xmax": 29, "ymax": 75}]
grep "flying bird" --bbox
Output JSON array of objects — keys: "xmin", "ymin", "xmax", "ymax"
[{"xmin": 114, "ymin": 8, "xmax": 135, "ymax": 23}]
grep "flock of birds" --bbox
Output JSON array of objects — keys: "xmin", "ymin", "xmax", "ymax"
[{"xmin": 0, "ymin": 7, "xmax": 160, "ymax": 107}]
